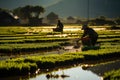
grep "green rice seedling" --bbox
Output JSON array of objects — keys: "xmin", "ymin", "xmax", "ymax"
[
  {"xmin": 0, "ymin": 26, "xmax": 120, "ymax": 77},
  {"xmin": 104, "ymin": 69, "xmax": 120, "ymax": 80},
  {"xmin": 0, "ymin": 42, "xmax": 62, "ymax": 54},
  {"xmin": 0, "ymin": 61, "xmax": 37, "ymax": 77},
  {"xmin": 0, "ymin": 27, "xmax": 27, "ymax": 35}
]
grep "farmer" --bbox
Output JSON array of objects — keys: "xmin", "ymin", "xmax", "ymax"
[
  {"xmin": 53, "ymin": 20, "xmax": 64, "ymax": 33},
  {"xmin": 81, "ymin": 24, "xmax": 98, "ymax": 46}
]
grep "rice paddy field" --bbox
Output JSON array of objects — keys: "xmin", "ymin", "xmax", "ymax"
[{"xmin": 0, "ymin": 25, "xmax": 120, "ymax": 80}]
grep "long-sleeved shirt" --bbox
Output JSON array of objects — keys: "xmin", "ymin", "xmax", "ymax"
[{"xmin": 82, "ymin": 28, "xmax": 98, "ymax": 39}]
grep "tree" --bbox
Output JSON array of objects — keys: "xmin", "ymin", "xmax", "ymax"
[
  {"xmin": 0, "ymin": 8, "xmax": 11, "ymax": 12},
  {"xmin": 93, "ymin": 16, "xmax": 107, "ymax": 25},
  {"xmin": 76, "ymin": 19, "xmax": 82, "ymax": 24},
  {"xmin": 0, "ymin": 11, "xmax": 19, "ymax": 26},
  {"xmin": 13, "ymin": 5, "xmax": 45, "ymax": 25},
  {"xmin": 67, "ymin": 16, "xmax": 75, "ymax": 21},
  {"xmin": 31, "ymin": 6, "xmax": 44, "ymax": 18},
  {"xmin": 0, "ymin": 8, "xmax": 4, "ymax": 12},
  {"xmin": 115, "ymin": 17, "xmax": 120, "ymax": 25},
  {"xmin": 67, "ymin": 16, "xmax": 75, "ymax": 23},
  {"xmin": 99, "ymin": 16, "xmax": 106, "ymax": 21}
]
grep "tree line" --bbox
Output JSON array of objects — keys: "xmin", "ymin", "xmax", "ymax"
[
  {"xmin": 0, "ymin": 5, "xmax": 120, "ymax": 26},
  {"xmin": 0, "ymin": 5, "xmax": 45, "ymax": 26}
]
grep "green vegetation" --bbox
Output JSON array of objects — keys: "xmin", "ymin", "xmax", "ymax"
[
  {"xmin": 104, "ymin": 69, "xmax": 120, "ymax": 80},
  {"xmin": 106, "ymin": 25, "xmax": 120, "ymax": 30},
  {"xmin": 0, "ymin": 27, "xmax": 72, "ymax": 54},
  {"xmin": 0, "ymin": 43, "xmax": 62, "ymax": 53},
  {"xmin": 0, "ymin": 61, "xmax": 37, "ymax": 76},
  {"xmin": 0, "ymin": 26, "xmax": 120, "ymax": 77}
]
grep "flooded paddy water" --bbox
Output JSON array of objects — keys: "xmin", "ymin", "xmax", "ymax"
[
  {"xmin": 30, "ymin": 66, "xmax": 101, "ymax": 80},
  {"xmin": 0, "ymin": 65, "xmax": 102, "ymax": 80},
  {"xmin": 0, "ymin": 45, "xmax": 103, "ymax": 80},
  {"xmin": 1, "ymin": 59, "xmax": 119, "ymax": 80}
]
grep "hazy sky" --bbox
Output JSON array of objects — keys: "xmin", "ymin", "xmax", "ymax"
[
  {"xmin": 0, "ymin": 0, "xmax": 120, "ymax": 18},
  {"xmin": 0, "ymin": 0, "xmax": 63, "ymax": 9}
]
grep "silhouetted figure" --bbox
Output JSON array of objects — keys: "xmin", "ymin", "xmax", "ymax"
[
  {"xmin": 53, "ymin": 20, "xmax": 64, "ymax": 33},
  {"xmin": 81, "ymin": 24, "xmax": 98, "ymax": 46}
]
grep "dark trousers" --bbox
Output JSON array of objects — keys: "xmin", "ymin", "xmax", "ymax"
[
  {"xmin": 91, "ymin": 36, "xmax": 98, "ymax": 46},
  {"xmin": 82, "ymin": 36, "xmax": 98, "ymax": 46},
  {"xmin": 53, "ymin": 28, "xmax": 63, "ymax": 32}
]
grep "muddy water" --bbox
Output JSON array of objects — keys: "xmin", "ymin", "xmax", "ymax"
[{"xmin": 30, "ymin": 66, "xmax": 101, "ymax": 80}]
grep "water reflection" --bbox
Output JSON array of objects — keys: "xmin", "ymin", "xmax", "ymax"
[
  {"xmin": 0, "ymin": 66, "xmax": 101, "ymax": 80},
  {"xmin": 30, "ymin": 66, "xmax": 101, "ymax": 80}
]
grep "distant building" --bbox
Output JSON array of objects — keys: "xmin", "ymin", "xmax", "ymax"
[
  {"xmin": 46, "ymin": 12, "xmax": 59, "ymax": 24},
  {"xmin": 67, "ymin": 16, "xmax": 76, "ymax": 23}
]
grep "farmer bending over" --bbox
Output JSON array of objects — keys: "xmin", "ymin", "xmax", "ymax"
[{"xmin": 81, "ymin": 24, "xmax": 98, "ymax": 46}]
